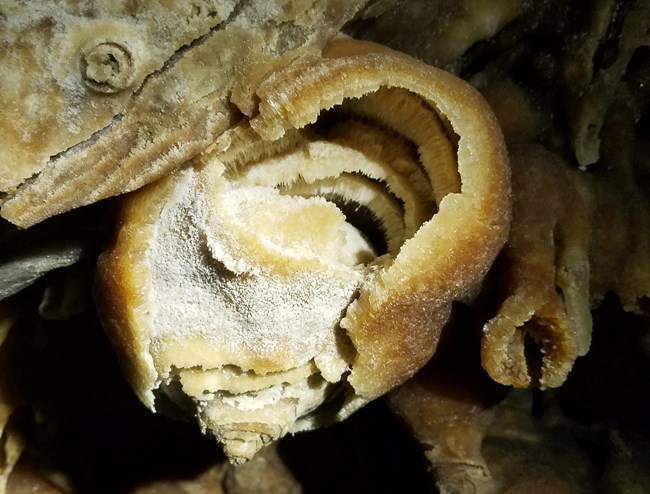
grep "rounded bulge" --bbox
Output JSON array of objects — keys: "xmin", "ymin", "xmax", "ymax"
[
  {"xmin": 95, "ymin": 37, "xmax": 511, "ymax": 464},
  {"xmin": 96, "ymin": 117, "xmax": 436, "ymax": 463}
]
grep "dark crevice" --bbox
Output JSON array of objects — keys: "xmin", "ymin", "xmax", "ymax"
[
  {"xmin": 320, "ymin": 192, "xmax": 389, "ymax": 256},
  {"xmin": 4, "ymin": 113, "xmax": 124, "ymax": 203},
  {"xmin": 313, "ymin": 107, "xmax": 437, "ymax": 205},
  {"xmin": 523, "ymin": 322, "xmax": 545, "ymax": 387},
  {"xmin": 10, "ymin": 1, "xmax": 247, "ymax": 203},
  {"xmin": 299, "ymin": 379, "xmax": 351, "ymax": 430},
  {"xmin": 278, "ymin": 171, "xmax": 404, "ymax": 258},
  {"xmin": 50, "ymin": 113, "xmax": 124, "ymax": 164},
  {"xmin": 636, "ymin": 101, "xmax": 650, "ymax": 137},
  {"xmin": 591, "ymin": 0, "xmax": 630, "ymax": 76},
  {"xmin": 131, "ymin": 0, "xmax": 247, "ymax": 100}
]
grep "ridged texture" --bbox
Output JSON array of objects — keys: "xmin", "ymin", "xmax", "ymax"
[
  {"xmin": 95, "ymin": 36, "xmax": 510, "ymax": 463},
  {"xmin": 481, "ymin": 144, "xmax": 592, "ymax": 388},
  {"xmin": 0, "ymin": 0, "xmax": 367, "ymax": 228}
]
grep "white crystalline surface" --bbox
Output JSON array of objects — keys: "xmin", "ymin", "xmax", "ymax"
[{"xmin": 149, "ymin": 167, "xmax": 369, "ymax": 377}]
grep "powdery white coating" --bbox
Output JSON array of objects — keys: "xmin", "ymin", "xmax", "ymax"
[{"xmin": 148, "ymin": 166, "xmax": 365, "ymax": 380}]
